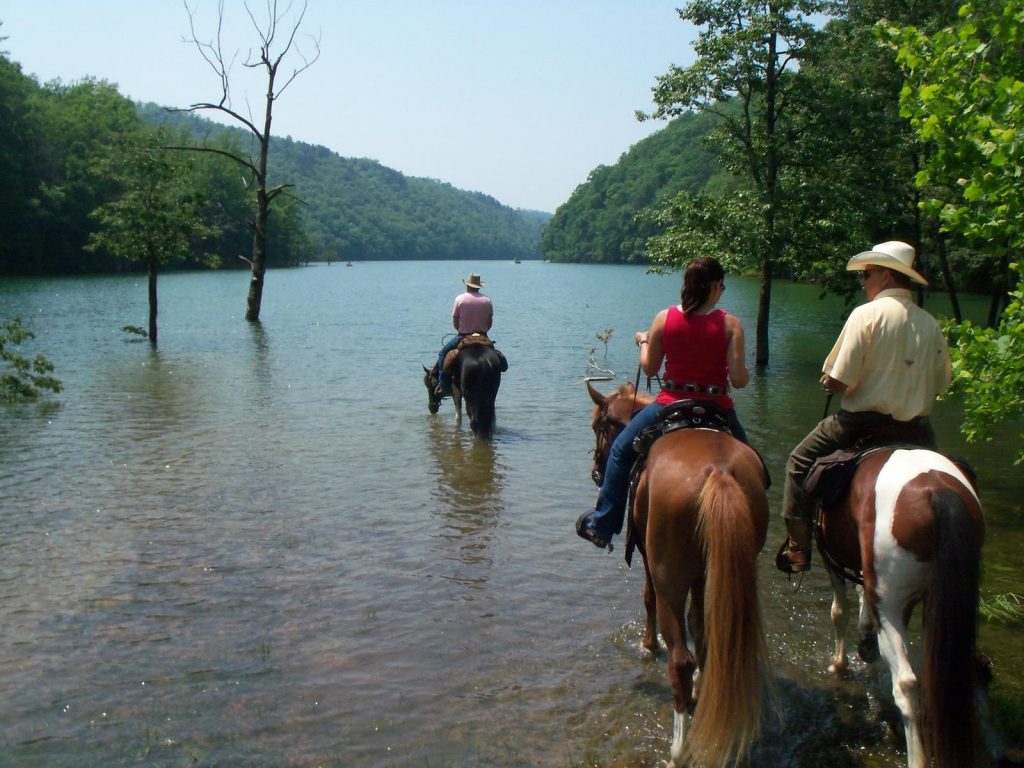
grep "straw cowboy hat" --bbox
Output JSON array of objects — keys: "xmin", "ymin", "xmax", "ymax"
[
  {"xmin": 464, "ymin": 273, "xmax": 485, "ymax": 289},
  {"xmin": 846, "ymin": 240, "xmax": 928, "ymax": 286}
]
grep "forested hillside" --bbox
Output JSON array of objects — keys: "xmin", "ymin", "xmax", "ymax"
[
  {"xmin": 540, "ymin": 111, "xmax": 727, "ymax": 264},
  {"xmin": 0, "ymin": 50, "xmax": 548, "ymax": 277},
  {"xmin": 140, "ymin": 106, "xmax": 548, "ymax": 263}
]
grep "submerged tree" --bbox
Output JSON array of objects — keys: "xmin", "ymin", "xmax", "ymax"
[
  {"xmin": 87, "ymin": 129, "xmax": 220, "ymax": 345},
  {"xmin": 178, "ymin": 0, "xmax": 320, "ymax": 321},
  {"xmin": 639, "ymin": 0, "xmax": 830, "ymax": 366}
]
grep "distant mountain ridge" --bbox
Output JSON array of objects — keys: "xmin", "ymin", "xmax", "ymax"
[{"xmin": 139, "ymin": 104, "xmax": 549, "ymax": 262}]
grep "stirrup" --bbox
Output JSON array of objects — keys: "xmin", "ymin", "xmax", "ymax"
[{"xmin": 774, "ymin": 538, "xmax": 811, "ymax": 574}]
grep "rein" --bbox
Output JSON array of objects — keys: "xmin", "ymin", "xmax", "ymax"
[{"xmin": 632, "ymin": 362, "xmax": 643, "ymax": 413}]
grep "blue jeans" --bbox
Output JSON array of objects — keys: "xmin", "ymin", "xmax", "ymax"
[
  {"xmin": 436, "ymin": 334, "xmax": 464, "ymax": 390},
  {"xmin": 589, "ymin": 400, "xmax": 748, "ymax": 539}
]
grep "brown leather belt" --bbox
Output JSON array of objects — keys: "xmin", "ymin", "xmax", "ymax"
[{"xmin": 663, "ymin": 380, "xmax": 726, "ymax": 397}]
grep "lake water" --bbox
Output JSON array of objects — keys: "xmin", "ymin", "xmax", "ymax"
[{"xmin": 1, "ymin": 261, "xmax": 1021, "ymax": 767}]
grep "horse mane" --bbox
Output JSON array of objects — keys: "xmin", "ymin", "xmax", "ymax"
[{"xmin": 611, "ymin": 382, "xmax": 657, "ymax": 408}]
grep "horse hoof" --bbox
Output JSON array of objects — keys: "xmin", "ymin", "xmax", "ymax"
[{"xmin": 858, "ymin": 634, "xmax": 879, "ymax": 663}]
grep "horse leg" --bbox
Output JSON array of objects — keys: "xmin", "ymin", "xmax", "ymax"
[
  {"xmin": 856, "ymin": 586, "xmax": 880, "ymax": 663},
  {"xmin": 827, "ymin": 569, "xmax": 850, "ymax": 674},
  {"xmin": 659, "ymin": 590, "xmax": 696, "ymax": 768},
  {"xmin": 453, "ymin": 387, "xmax": 463, "ymax": 425},
  {"xmin": 875, "ymin": 605, "xmax": 925, "ymax": 768},
  {"xmin": 640, "ymin": 554, "xmax": 659, "ymax": 653},
  {"xmin": 687, "ymin": 585, "xmax": 705, "ymax": 702}
]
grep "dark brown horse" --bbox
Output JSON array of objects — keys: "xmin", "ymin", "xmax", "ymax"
[
  {"xmin": 424, "ymin": 341, "xmax": 504, "ymax": 439},
  {"xmin": 814, "ymin": 447, "xmax": 986, "ymax": 768},
  {"xmin": 587, "ymin": 381, "xmax": 773, "ymax": 768}
]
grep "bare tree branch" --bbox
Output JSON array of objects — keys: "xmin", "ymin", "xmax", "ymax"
[
  {"xmin": 165, "ymin": 144, "xmax": 259, "ymax": 177},
  {"xmin": 175, "ymin": 0, "xmax": 318, "ymax": 322}
]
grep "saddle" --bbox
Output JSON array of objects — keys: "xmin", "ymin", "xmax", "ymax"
[
  {"xmin": 632, "ymin": 399, "xmax": 733, "ymax": 455},
  {"xmin": 442, "ymin": 334, "xmax": 508, "ymax": 374},
  {"xmin": 622, "ymin": 399, "xmax": 769, "ymax": 567},
  {"xmin": 803, "ymin": 417, "xmax": 938, "ymax": 512},
  {"xmin": 804, "ymin": 425, "xmax": 975, "ymax": 583}
]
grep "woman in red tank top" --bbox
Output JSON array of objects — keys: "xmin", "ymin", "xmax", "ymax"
[{"xmin": 577, "ymin": 257, "xmax": 750, "ymax": 550}]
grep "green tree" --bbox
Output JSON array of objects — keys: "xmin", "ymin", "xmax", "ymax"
[
  {"xmin": 177, "ymin": 0, "xmax": 320, "ymax": 321},
  {"xmin": 945, "ymin": 264, "xmax": 1024, "ymax": 463},
  {"xmin": 640, "ymin": 0, "xmax": 830, "ymax": 366},
  {"xmin": 29, "ymin": 78, "xmax": 142, "ymax": 274},
  {"xmin": 0, "ymin": 317, "xmax": 61, "ymax": 401},
  {"xmin": 87, "ymin": 129, "xmax": 220, "ymax": 345},
  {"xmin": 889, "ymin": 0, "xmax": 1024, "ymax": 460},
  {"xmin": 0, "ymin": 51, "xmax": 44, "ymax": 273}
]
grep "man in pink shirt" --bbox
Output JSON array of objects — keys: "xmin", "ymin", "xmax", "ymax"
[{"xmin": 434, "ymin": 273, "xmax": 494, "ymax": 396}]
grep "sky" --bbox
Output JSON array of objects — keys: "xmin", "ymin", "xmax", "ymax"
[{"xmin": 2, "ymin": 1, "xmax": 699, "ymax": 213}]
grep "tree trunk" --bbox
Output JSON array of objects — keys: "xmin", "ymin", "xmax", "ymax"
[
  {"xmin": 934, "ymin": 233, "xmax": 961, "ymax": 323},
  {"xmin": 244, "ymin": 66, "xmax": 277, "ymax": 323},
  {"xmin": 148, "ymin": 257, "xmax": 159, "ymax": 346},
  {"xmin": 245, "ymin": 213, "xmax": 267, "ymax": 322},
  {"xmin": 756, "ymin": 256, "xmax": 772, "ymax": 367},
  {"xmin": 987, "ymin": 254, "xmax": 1010, "ymax": 327}
]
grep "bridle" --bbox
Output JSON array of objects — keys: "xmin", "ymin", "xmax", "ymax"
[{"xmin": 591, "ymin": 391, "xmax": 640, "ymax": 486}]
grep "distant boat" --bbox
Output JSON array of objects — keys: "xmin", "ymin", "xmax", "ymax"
[
  {"xmin": 346, "ymin": 260, "xmax": 353, "ymax": 267},
  {"xmin": 513, "ymin": 258, "xmax": 521, "ymax": 264}
]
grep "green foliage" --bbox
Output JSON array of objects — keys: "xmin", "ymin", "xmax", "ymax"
[
  {"xmin": 887, "ymin": 0, "xmax": 1024, "ymax": 253},
  {"xmin": 0, "ymin": 52, "xmax": 545, "ymax": 278},
  {"xmin": 945, "ymin": 263, "xmax": 1024, "ymax": 462},
  {"xmin": 595, "ymin": 328, "xmax": 614, "ymax": 360},
  {"xmin": 0, "ymin": 317, "xmax": 62, "ymax": 401},
  {"xmin": 643, "ymin": 189, "xmax": 765, "ymax": 277},
  {"xmin": 890, "ymin": 0, "xmax": 1024, "ymax": 461},
  {"xmin": 541, "ymin": 111, "xmax": 726, "ymax": 264},
  {"xmin": 86, "ymin": 128, "xmax": 221, "ymax": 270},
  {"xmin": 140, "ymin": 105, "xmax": 547, "ymax": 265},
  {"xmin": 980, "ymin": 592, "xmax": 1024, "ymax": 627}
]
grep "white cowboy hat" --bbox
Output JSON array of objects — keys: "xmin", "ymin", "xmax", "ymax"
[
  {"xmin": 846, "ymin": 240, "xmax": 928, "ymax": 286},
  {"xmin": 464, "ymin": 273, "xmax": 485, "ymax": 289}
]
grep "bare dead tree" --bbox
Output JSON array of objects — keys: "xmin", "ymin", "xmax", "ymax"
[{"xmin": 177, "ymin": 0, "xmax": 320, "ymax": 322}]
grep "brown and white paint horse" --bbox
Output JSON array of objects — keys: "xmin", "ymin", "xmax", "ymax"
[
  {"xmin": 588, "ymin": 381, "xmax": 773, "ymax": 768},
  {"xmin": 817, "ymin": 447, "xmax": 985, "ymax": 768}
]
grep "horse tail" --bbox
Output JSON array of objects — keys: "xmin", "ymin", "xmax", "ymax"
[
  {"xmin": 686, "ymin": 467, "xmax": 767, "ymax": 768},
  {"xmin": 473, "ymin": 397, "xmax": 496, "ymax": 440},
  {"xmin": 461, "ymin": 347, "xmax": 501, "ymax": 439},
  {"xmin": 923, "ymin": 487, "xmax": 981, "ymax": 768}
]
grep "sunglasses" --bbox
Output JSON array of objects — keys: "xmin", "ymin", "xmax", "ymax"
[{"xmin": 858, "ymin": 269, "xmax": 881, "ymax": 282}]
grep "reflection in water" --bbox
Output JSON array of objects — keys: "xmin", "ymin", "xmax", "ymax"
[
  {"xmin": 247, "ymin": 321, "xmax": 273, "ymax": 408},
  {"xmin": 426, "ymin": 419, "xmax": 507, "ymax": 590}
]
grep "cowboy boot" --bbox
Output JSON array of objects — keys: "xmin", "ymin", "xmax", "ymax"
[{"xmin": 776, "ymin": 518, "xmax": 812, "ymax": 573}]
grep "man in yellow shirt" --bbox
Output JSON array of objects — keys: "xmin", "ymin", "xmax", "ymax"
[{"xmin": 776, "ymin": 241, "xmax": 952, "ymax": 573}]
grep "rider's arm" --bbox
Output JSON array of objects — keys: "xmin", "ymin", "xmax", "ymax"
[
  {"xmin": 637, "ymin": 310, "xmax": 667, "ymax": 378},
  {"xmin": 725, "ymin": 313, "xmax": 749, "ymax": 389}
]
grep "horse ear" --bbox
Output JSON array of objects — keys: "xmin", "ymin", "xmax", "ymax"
[
  {"xmin": 423, "ymin": 365, "xmax": 431, "ymax": 374},
  {"xmin": 586, "ymin": 379, "xmax": 607, "ymax": 406}
]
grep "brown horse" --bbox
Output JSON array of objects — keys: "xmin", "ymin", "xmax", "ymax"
[
  {"xmin": 814, "ymin": 447, "xmax": 986, "ymax": 768},
  {"xmin": 587, "ymin": 381, "xmax": 773, "ymax": 768}
]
